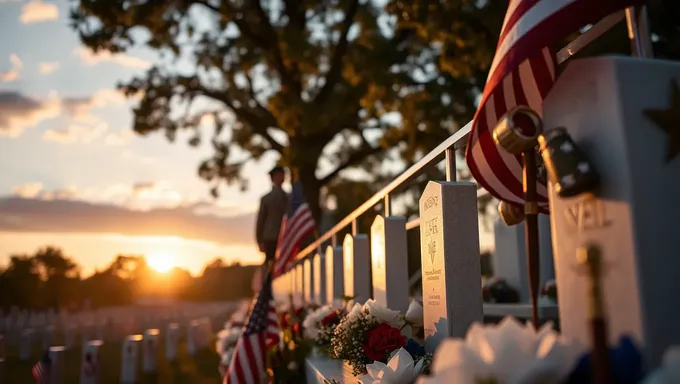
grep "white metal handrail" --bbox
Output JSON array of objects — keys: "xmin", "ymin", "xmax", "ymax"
[{"xmin": 289, "ymin": 10, "xmax": 627, "ymax": 265}]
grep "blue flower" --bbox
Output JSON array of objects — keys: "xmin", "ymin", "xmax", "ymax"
[
  {"xmin": 564, "ymin": 335, "xmax": 645, "ymax": 384},
  {"xmin": 403, "ymin": 338, "xmax": 426, "ymax": 358}
]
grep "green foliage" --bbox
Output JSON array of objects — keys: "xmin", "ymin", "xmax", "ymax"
[{"xmin": 0, "ymin": 247, "xmax": 258, "ymax": 310}]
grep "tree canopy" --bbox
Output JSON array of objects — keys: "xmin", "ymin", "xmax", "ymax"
[{"xmin": 69, "ymin": 0, "xmax": 505, "ymax": 220}]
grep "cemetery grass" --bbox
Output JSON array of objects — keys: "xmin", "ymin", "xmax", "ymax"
[{"xmin": 4, "ymin": 339, "xmax": 221, "ymax": 383}]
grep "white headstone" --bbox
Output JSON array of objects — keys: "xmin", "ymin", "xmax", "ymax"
[
  {"xmin": 313, "ymin": 252, "xmax": 326, "ymax": 305},
  {"xmin": 80, "ymin": 340, "xmax": 103, "ymax": 384},
  {"xmin": 165, "ymin": 323, "xmax": 180, "ymax": 362},
  {"xmin": 543, "ymin": 56, "xmax": 680, "ymax": 366},
  {"xmin": 371, "ymin": 215, "xmax": 410, "ymax": 314},
  {"xmin": 325, "ymin": 245, "xmax": 344, "ymax": 304},
  {"xmin": 303, "ymin": 257, "xmax": 314, "ymax": 304},
  {"xmin": 343, "ymin": 234, "xmax": 372, "ymax": 304},
  {"xmin": 187, "ymin": 321, "xmax": 198, "ymax": 356},
  {"xmin": 419, "ymin": 181, "xmax": 484, "ymax": 352},
  {"xmin": 48, "ymin": 346, "xmax": 66, "ymax": 384},
  {"xmin": 19, "ymin": 328, "xmax": 33, "ymax": 361},
  {"xmin": 142, "ymin": 329, "xmax": 159, "ymax": 373},
  {"xmin": 492, "ymin": 214, "xmax": 555, "ymax": 302},
  {"xmin": 295, "ymin": 263, "xmax": 305, "ymax": 301},
  {"xmin": 121, "ymin": 335, "xmax": 142, "ymax": 383}
]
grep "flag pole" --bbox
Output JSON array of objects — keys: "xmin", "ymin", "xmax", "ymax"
[{"xmin": 624, "ymin": 5, "xmax": 653, "ymax": 58}]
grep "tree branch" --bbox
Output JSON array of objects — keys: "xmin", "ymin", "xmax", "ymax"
[
  {"xmin": 181, "ymin": 77, "xmax": 284, "ymax": 153},
  {"xmin": 314, "ymin": 0, "xmax": 360, "ymax": 104},
  {"xmin": 320, "ymin": 140, "xmax": 383, "ymax": 186}
]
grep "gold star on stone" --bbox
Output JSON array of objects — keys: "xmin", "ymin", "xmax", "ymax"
[{"xmin": 644, "ymin": 79, "xmax": 680, "ymax": 163}]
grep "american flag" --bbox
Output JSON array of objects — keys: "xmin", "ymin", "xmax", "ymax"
[
  {"xmin": 273, "ymin": 181, "xmax": 316, "ymax": 277},
  {"xmin": 466, "ymin": 0, "xmax": 646, "ymax": 211},
  {"xmin": 32, "ymin": 351, "xmax": 51, "ymax": 384},
  {"xmin": 223, "ymin": 269, "xmax": 279, "ymax": 384}
]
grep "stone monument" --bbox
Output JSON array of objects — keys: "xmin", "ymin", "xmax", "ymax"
[
  {"xmin": 325, "ymin": 245, "xmax": 344, "ymax": 303},
  {"xmin": 543, "ymin": 56, "xmax": 680, "ymax": 366},
  {"xmin": 343, "ymin": 234, "xmax": 372, "ymax": 304},
  {"xmin": 371, "ymin": 215, "xmax": 410, "ymax": 314},
  {"xmin": 419, "ymin": 181, "xmax": 483, "ymax": 352}
]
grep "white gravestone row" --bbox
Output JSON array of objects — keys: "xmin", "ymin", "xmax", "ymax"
[
  {"xmin": 343, "ymin": 234, "xmax": 371, "ymax": 304},
  {"xmin": 142, "ymin": 329, "xmax": 159, "ymax": 374},
  {"xmin": 313, "ymin": 252, "xmax": 326, "ymax": 305},
  {"xmin": 325, "ymin": 245, "xmax": 344, "ymax": 304},
  {"xmin": 492, "ymin": 214, "xmax": 555, "ymax": 302},
  {"xmin": 165, "ymin": 323, "xmax": 180, "ymax": 362},
  {"xmin": 121, "ymin": 335, "xmax": 142, "ymax": 384},
  {"xmin": 304, "ymin": 257, "xmax": 314, "ymax": 304},
  {"xmin": 543, "ymin": 56, "xmax": 680, "ymax": 366},
  {"xmin": 371, "ymin": 215, "xmax": 410, "ymax": 314},
  {"xmin": 80, "ymin": 340, "xmax": 102, "ymax": 384},
  {"xmin": 419, "ymin": 181, "xmax": 484, "ymax": 353}
]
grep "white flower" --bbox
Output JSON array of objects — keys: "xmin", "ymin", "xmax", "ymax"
[
  {"xmin": 642, "ymin": 346, "xmax": 680, "ymax": 384},
  {"xmin": 363, "ymin": 299, "xmax": 405, "ymax": 329},
  {"xmin": 405, "ymin": 300, "xmax": 424, "ymax": 326},
  {"xmin": 216, "ymin": 328, "xmax": 241, "ymax": 354},
  {"xmin": 365, "ymin": 347, "xmax": 424, "ymax": 384},
  {"xmin": 417, "ymin": 316, "xmax": 584, "ymax": 384},
  {"xmin": 335, "ymin": 302, "xmax": 365, "ymax": 335},
  {"xmin": 303, "ymin": 305, "xmax": 336, "ymax": 340}
]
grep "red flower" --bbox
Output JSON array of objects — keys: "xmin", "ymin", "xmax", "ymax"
[
  {"xmin": 321, "ymin": 311, "xmax": 340, "ymax": 326},
  {"xmin": 292, "ymin": 323, "xmax": 301, "ymax": 336},
  {"xmin": 362, "ymin": 323, "xmax": 406, "ymax": 361}
]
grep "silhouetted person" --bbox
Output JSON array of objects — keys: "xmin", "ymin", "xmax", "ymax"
[{"xmin": 256, "ymin": 166, "xmax": 289, "ymax": 261}]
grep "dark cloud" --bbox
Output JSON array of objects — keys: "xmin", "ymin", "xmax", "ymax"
[
  {"xmin": 0, "ymin": 92, "xmax": 56, "ymax": 135},
  {"xmin": 0, "ymin": 196, "xmax": 256, "ymax": 245}
]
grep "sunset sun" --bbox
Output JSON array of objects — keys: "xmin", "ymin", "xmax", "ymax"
[{"xmin": 147, "ymin": 253, "xmax": 174, "ymax": 273}]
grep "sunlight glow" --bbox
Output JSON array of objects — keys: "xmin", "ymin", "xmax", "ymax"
[{"xmin": 147, "ymin": 253, "xmax": 174, "ymax": 273}]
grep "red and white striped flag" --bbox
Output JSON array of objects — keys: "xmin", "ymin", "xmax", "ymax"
[
  {"xmin": 224, "ymin": 270, "xmax": 279, "ymax": 384},
  {"xmin": 32, "ymin": 352, "xmax": 51, "ymax": 384},
  {"xmin": 466, "ymin": 0, "xmax": 646, "ymax": 211},
  {"xmin": 273, "ymin": 181, "xmax": 316, "ymax": 277}
]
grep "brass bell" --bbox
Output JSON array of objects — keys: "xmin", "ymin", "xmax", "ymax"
[
  {"xmin": 493, "ymin": 106, "xmax": 542, "ymax": 155},
  {"xmin": 498, "ymin": 201, "xmax": 525, "ymax": 226},
  {"xmin": 538, "ymin": 127, "xmax": 601, "ymax": 198}
]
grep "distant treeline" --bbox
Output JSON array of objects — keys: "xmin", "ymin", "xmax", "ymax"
[{"xmin": 0, "ymin": 246, "xmax": 258, "ymax": 311}]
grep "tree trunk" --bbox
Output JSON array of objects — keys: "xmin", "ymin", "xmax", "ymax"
[{"xmin": 298, "ymin": 167, "xmax": 322, "ymax": 225}]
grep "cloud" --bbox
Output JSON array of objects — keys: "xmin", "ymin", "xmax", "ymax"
[
  {"xmin": 73, "ymin": 47, "xmax": 152, "ymax": 70},
  {"xmin": 0, "ymin": 54, "xmax": 23, "ymax": 83},
  {"xmin": 20, "ymin": 0, "xmax": 59, "ymax": 24},
  {"xmin": 0, "ymin": 196, "xmax": 256, "ymax": 246},
  {"xmin": 39, "ymin": 61, "xmax": 59, "ymax": 75},
  {"xmin": 42, "ymin": 121, "xmax": 108, "ymax": 144},
  {"xmin": 0, "ymin": 92, "xmax": 61, "ymax": 137},
  {"xmin": 104, "ymin": 129, "xmax": 135, "ymax": 146},
  {"xmin": 0, "ymin": 89, "xmax": 126, "ymax": 138},
  {"xmin": 12, "ymin": 182, "xmax": 44, "ymax": 198}
]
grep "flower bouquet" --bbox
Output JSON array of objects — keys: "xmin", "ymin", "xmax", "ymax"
[
  {"xmin": 330, "ymin": 299, "xmax": 431, "ymax": 380},
  {"xmin": 482, "ymin": 277, "xmax": 520, "ymax": 304},
  {"xmin": 302, "ymin": 299, "xmax": 348, "ymax": 355}
]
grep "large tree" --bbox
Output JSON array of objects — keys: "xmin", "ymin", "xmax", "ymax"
[{"xmin": 69, "ymin": 0, "xmax": 501, "ymax": 220}]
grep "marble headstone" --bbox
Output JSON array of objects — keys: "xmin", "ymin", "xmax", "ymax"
[
  {"xmin": 165, "ymin": 323, "xmax": 180, "ymax": 362},
  {"xmin": 295, "ymin": 263, "xmax": 305, "ymax": 301},
  {"xmin": 80, "ymin": 340, "xmax": 103, "ymax": 384},
  {"xmin": 19, "ymin": 328, "xmax": 33, "ymax": 361},
  {"xmin": 492, "ymin": 214, "xmax": 555, "ymax": 302},
  {"xmin": 48, "ymin": 346, "xmax": 66, "ymax": 384},
  {"xmin": 371, "ymin": 215, "xmax": 410, "ymax": 314},
  {"xmin": 325, "ymin": 245, "xmax": 344, "ymax": 303},
  {"xmin": 419, "ymin": 181, "xmax": 483, "ymax": 352},
  {"xmin": 343, "ymin": 234, "xmax": 372, "ymax": 304},
  {"xmin": 142, "ymin": 329, "xmax": 159, "ymax": 373},
  {"xmin": 303, "ymin": 257, "xmax": 314, "ymax": 304},
  {"xmin": 543, "ymin": 56, "xmax": 680, "ymax": 366},
  {"xmin": 313, "ymin": 252, "xmax": 326, "ymax": 305},
  {"xmin": 121, "ymin": 335, "xmax": 142, "ymax": 383}
]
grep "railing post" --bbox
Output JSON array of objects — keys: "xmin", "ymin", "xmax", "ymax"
[
  {"xmin": 445, "ymin": 147, "xmax": 457, "ymax": 182},
  {"xmin": 384, "ymin": 194, "xmax": 392, "ymax": 217}
]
